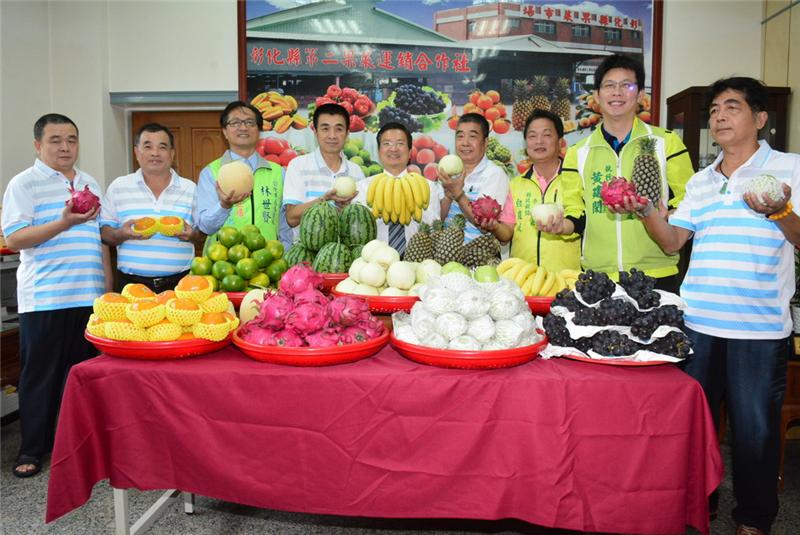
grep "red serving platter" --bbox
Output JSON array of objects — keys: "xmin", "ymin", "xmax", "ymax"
[
  {"xmin": 0, "ymin": 247, "xmax": 16, "ymax": 255},
  {"xmin": 232, "ymin": 328, "xmax": 389, "ymax": 366},
  {"xmin": 320, "ymin": 272, "xmax": 348, "ymax": 293},
  {"xmin": 85, "ymin": 331, "xmax": 231, "ymax": 360},
  {"xmin": 560, "ymin": 353, "xmax": 674, "ymax": 367},
  {"xmin": 330, "ymin": 289, "xmax": 419, "ymax": 313},
  {"xmin": 525, "ymin": 296, "xmax": 555, "ymax": 315},
  {"xmin": 390, "ymin": 333, "xmax": 548, "ymax": 370},
  {"xmin": 226, "ymin": 292, "xmax": 246, "ymax": 309}
]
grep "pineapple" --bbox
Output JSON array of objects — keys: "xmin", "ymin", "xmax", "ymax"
[
  {"xmin": 511, "ymin": 79, "xmax": 533, "ymax": 131},
  {"xmin": 530, "ymin": 75, "xmax": 551, "ymax": 113},
  {"xmin": 434, "ymin": 215, "xmax": 465, "ymax": 265},
  {"xmin": 429, "ymin": 220, "xmax": 444, "ymax": 251},
  {"xmin": 631, "ymin": 137, "xmax": 662, "ymax": 204},
  {"xmin": 552, "ymin": 77, "xmax": 571, "ymax": 120},
  {"xmin": 459, "ymin": 233, "xmax": 501, "ymax": 269},
  {"xmin": 404, "ymin": 223, "xmax": 434, "ymax": 262}
]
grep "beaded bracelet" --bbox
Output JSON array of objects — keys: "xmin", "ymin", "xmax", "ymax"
[{"xmin": 768, "ymin": 201, "xmax": 794, "ymax": 221}]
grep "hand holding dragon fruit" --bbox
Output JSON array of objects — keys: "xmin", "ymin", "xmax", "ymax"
[
  {"xmin": 470, "ymin": 195, "xmax": 502, "ymax": 226},
  {"xmin": 67, "ymin": 183, "xmax": 101, "ymax": 214},
  {"xmin": 600, "ymin": 177, "xmax": 648, "ymax": 209}
]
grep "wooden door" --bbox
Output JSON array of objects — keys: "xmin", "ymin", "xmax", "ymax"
[{"xmin": 130, "ymin": 111, "xmax": 226, "ymax": 182}]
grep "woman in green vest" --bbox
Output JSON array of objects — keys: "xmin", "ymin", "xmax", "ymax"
[{"xmin": 483, "ymin": 109, "xmax": 581, "ymax": 272}]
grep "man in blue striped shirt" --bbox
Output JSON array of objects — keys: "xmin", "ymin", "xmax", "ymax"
[
  {"xmin": 2, "ymin": 114, "xmax": 109, "ymax": 478},
  {"xmin": 629, "ymin": 78, "xmax": 799, "ymax": 535},
  {"xmin": 100, "ymin": 123, "xmax": 199, "ymax": 292}
]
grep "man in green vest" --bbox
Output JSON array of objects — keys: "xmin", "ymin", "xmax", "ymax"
[
  {"xmin": 195, "ymin": 100, "xmax": 288, "ymax": 250},
  {"xmin": 540, "ymin": 54, "xmax": 694, "ymax": 292}
]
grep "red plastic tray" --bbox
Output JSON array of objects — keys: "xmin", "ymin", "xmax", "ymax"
[
  {"xmin": 319, "ymin": 272, "xmax": 348, "ymax": 293},
  {"xmin": 390, "ymin": 333, "xmax": 547, "ymax": 370},
  {"xmin": 525, "ymin": 296, "xmax": 555, "ymax": 315},
  {"xmin": 232, "ymin": 328, "xmax": 389, "ymax": 366},
  {"xmin": 85, "ymin": 331, "xmax": 231, "ymax": 360},
  {"xmin": 226, "ymin": 292, "xmax": 246, "ymax": 309},
  {"xmin": 560, "ymin": 353, "xmax": 674, "ymax": 367},
  {"xmin": 0, "ymin": 247, "xmax": 16, "ymax": 255},
  {"xmin": 330, "ymin": 289, "xmax": 419, "ymax": 313}
]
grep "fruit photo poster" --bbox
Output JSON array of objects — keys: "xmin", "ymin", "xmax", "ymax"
[{"xmin": 241, "ymin": 0, "xmax": 661, "ymax": 177}]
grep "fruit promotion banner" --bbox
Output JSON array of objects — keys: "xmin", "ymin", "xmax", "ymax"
[{"xmin": 242, "ymin": 0, "xmax": 660, "ymax": 177}]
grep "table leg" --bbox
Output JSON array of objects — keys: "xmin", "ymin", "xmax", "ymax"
[
  {"xmin": 113, "ymin": 488, "xmax": 130, "ymax": 535},
  {"xmin": 183, "ymin": 492, "xmax": 195, "ymax": 514},
  {"xmin": 113, "ymin": 488, "xmax": 191, "ymax": 534}
]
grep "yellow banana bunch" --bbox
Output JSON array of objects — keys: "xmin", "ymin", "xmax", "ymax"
[
  {"xmin": 497, "ymin": 258, "xmax": 583, "ymax": 297},
  {"xmin": 366, "ymin": 172, "xmax": 429, "ymax": 225}
]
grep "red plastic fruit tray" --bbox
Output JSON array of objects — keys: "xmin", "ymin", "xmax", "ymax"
[
  {"xmin": 390, "ymin": 333, "xmax": 547, "ymax": 370},
  {"xmin": 85, "ymin": 331, "xmax": 231, "ymax": 360}
]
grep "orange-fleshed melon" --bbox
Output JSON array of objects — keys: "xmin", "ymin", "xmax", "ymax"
[
  {"xmin": 121, "ymin": 283, "xmax": 156, "ymax": 302},
  {"xmin": 221, "ymin": 311, "xmax": 240, "ymax": 332},
  {"xmin": 175, "ymin": 275, "xmax": 213, "ymax": 304},
  {"xmin": 126, "ymin": 300, "xmax": 165, "ymax": 328},
  {"xmin": 178, "ymin": 331, "xmax": 196, "ymax": 340},
  {"xmin": 93, "ymin": 293, "xmax": 130, "ymax": 321},
  {"xmin": 155, "ymin": 290, "xmax": 177, "ymax": 305},
  {"xmin": 217, "ymin": 161, "xmax": 254, "ymax": 197},
  {"xmin": 157, "ymin": 216, "xmax": 184, "ymax": 237},
  {"xmin": 132, "ymin": 216, "xmax": 158, "ymax": 238},
  {"xmin": 147, "ymin": 319, "xmax": 182, "ymax": 342},
  {"xmin": 86, "ymin": 314, "xmax": 106, "ymax": 337},
  {"xmin": 192, "ymin": 312, "xmax": 230, "ymax": 341},
  {"xmin": 104, "ymin": 319, "xmax": 148, "ymax": 341},
  {"xmin": 200, "ymin": 292, "xmax": 229, "ymax": 313},
  {"xmin": 165, "ymin": 298, "xmax": 203, "ymax": 326}
]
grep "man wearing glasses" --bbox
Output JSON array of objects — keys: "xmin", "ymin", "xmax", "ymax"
[
  {"xmin": 353, "ymin": 122, "xmax": 440, "ymax": 256},
  {"xmin": 540, "ymin": 54, "xmax": 694, "ymax": 292},
  {"xmin": 196, "ymin": 100, "xmax": 286, "ymax": 248}
]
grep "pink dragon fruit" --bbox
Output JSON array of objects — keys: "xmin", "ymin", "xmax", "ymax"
[
  {"xmin": 285, "ymin": 302, "xmax": 329, "ymax": 334},
  {"xmin": 253, "ymin": 291, "xmax": 295, "ymax": 330},
  {"xmin": 304, "ymin": 328, "xmax": 342, "ymax": 348},
  {"xmin": 600, "ymin": 177, "xmax": 648, "ymax": 208},
  {"xmin": 328, "ymin": 296, "xmax": 370, "ymax": 327},
  {"xmin": 273, "ymin": 329, "xmax": 305, "ymax": 347},
  {"xmin": 339, "ymin": 326, "xmax": 368, "ymax": 344},
  {"xmin": 240, "ymin": 325, "xmax": 281, "ymax": 345},
  {"xmin": 470, "ymin": 195, "xmax": 502, "ymax": 226},
  {"xmin": 67, "ymin": 184, "xmax": 101, "ymax": 214},
  {"xmin": 279, "ymin": 263, "xmax": 323, "ymax": 296},
  {"xmin": 354, "ymin": 317, "xmax": 386, "ymax": 340},
  {"xmin": 293, "ymin": 288, "xmax": 329, "ymax": 307}
]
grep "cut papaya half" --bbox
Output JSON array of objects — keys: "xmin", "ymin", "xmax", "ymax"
[
  {"xmin": 157, "ymin": 216, "xmax": 184, "ymax": 237},
  {"xmin": 132, "ymin": 216, "xmax": 158, "ymax": 238}
]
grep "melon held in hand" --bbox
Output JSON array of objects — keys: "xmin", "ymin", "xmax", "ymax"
[{"xmin": 217, "ymin": 161, "xmax": 254, "ymax": 197}]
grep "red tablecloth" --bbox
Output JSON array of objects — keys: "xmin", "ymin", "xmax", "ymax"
[{"xmin": 46, "ymin": 346, "xmax": 722, "ymax": 534}]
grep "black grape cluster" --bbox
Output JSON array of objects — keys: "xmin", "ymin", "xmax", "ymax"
[
  {"xmin": 631, "ymin": 305, "xmax": 684, "ymax": 339},
  {"xmin": 619, "ymin": 268, "xmax": 661, "ymax": 309},
  {"xmin": 394, "ymin": 85, "xmax": 446, "ymax": 115},
  {"xmin": 379, "ymin": 106, "xmax": 422, "ymax": 133},
  {"xmin": 574, "ymin": 298, "xmax": 640, "ymax": 326},
  {"xmin": 574, "ymin": 270, "xmax": 616, "ymax": 304},
  {"xmin": 648, "ymin": 331, "xmax": 692, "ymax": 358},
  {"xmin": 552, "ymin": 289, "xmax": 582, "ymax": 312},
  {"xmin": 542, "ymin": 314, "xmax": 571, "ymax": 347},
  {"xmin": 590, "ymin": 330, "xmax": 641, "ymax": 356}
]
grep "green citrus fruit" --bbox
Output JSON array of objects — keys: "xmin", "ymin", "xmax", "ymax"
[
  {"xmin": 211, "ymin": 260, "xmax": 235, "ymax": 280},
  {"xmin": 247, "ymin": 272, "xmax": 270, "ymax": 289},
  {"xmin": 190, "ymin": 256, "xmax": 213, "ymax": 276},
  {"xmin": 227, "ymin": 244, "xmax": 250, "ymax": 264},
  {"xmin": 203, "ymin": 275, "xmax": 219, "ymax": 291},
  {"xmin": 265, "ymin": 240, "xmax": 284, "ymax": 260},
  {"xmin": 239, "ymin": 224, "xmax": 260, "ymax": 236},
  {"xmin": 217, "ymin": 226, "xmax": 242, "ymax": 248},
  {"xmin": 251, "ymin": 248, "xmax": 273, "ymax": 268},
  {"xmin": 207, "ymin": 243, "xmax": 228, "ymax": 263},
  {"xmin": 221, "ymin": 274, "xmax": 246, "ymax": 292},
  {"xmin": 266, "ymin": 258, "xmax": 289, "ymax": 283},
  {"xmin": 243, "ymin": 232, "xmax": 266, "ymax": 251},
  {"xmin": 235, "ymin": 258, "xmax": 259, "ymax": 280}
]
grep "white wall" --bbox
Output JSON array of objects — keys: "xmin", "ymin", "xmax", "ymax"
[{"xmin": 660, "ymin": 0, "xmax": 763, "ymax": 125}]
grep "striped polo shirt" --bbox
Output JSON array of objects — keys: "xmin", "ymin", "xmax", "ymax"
[
  {"xmin": 445, "ymin": 156, "xmax": 509, "ymax": 243},
  {"xmin": 99, "ymin": 169, "xmax": 196, "ymax": 277},
  {"xmin": 670, "ymin": 141, "xmax": 799, "ymax": 339},
  {"xmin": 1, "ymin": 159, "xmax": 105, "ymax": 313},
  {"xmin": 282, "ymin": 148, "xmax": 365, "ymax": 242}
]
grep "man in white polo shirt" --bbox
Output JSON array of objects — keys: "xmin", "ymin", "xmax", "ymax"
[
  {"xmin": 437, "ymin": 113, "xmax": 508, "ymax": 243},
  {"xmin": 100, "ymin": 123, "xmax": 198, "ymax": 293},
  {"xmin": 2, "ymin": 113, "xmax": 108, "ymax": 478},
  {"xmin": 283, "ymin": 103, "xmax": 365, "ymax": 241},
  {"xmin": 631, "ymin": 77, "xmax": 799, "ymax": 535}
]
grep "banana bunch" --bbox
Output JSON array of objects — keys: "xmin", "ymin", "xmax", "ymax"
[
  {"xmin": 366, "ymin": 172, "xmax": 430, "ymax": 225},
  {"xmin": 497, "ymin": 258, "xmax": 582, "ymax": 297}
]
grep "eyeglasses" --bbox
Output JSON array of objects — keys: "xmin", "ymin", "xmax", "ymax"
[
  {"xmin": 599, "ymin": 81, "xmax": 638, "ymax": 93},
  {"xmin": 226, "ymin": 119, "xmax": 257, "ymax": 128},
  {"xmin": 380, "ymin": 141, "xmax": 408, "ymax": 149}
]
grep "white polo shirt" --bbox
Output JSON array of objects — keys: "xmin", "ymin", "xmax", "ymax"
[
  {"xmin": 670, "ymin": 141, "xmax": 800, "ymax": 339},
  {"xmin": 282, "ymin": 148, "xmax": 366, "ymax": 242},
  {"xmin": 1, "ymin": 159, "xmax": 105, "ymax": 313},
  {"xmin": 100, "ymin": 169, "xmax": 196, "ymax": 277},
  {"xmin": 445, "ymin": 156, "xmax": 509, "ymax": 242},
  {"xmin": 354, "ymin": 170, "xmax": 442, "ymax": 243}
]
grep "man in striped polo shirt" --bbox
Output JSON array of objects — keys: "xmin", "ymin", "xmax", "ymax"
[
  {"xmin": 283, "ymin": 103, "xmax": 365, "ymax": 242},
  {"xmin": 100, "ymin": 123, "xmax": 199, "ymax": 292},
  {"xmin": 2, "ymin": 113, "xmax": 109, "ymax": 478},
  {"xmin": 632, "ymin": 78, "xmax": 799, "ymax": 535}
]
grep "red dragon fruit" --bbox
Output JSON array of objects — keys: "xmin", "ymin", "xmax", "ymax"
[
  {"xmin": 293, "ymin": 288, "xmax": 329, "ymax": 307},
  {"xmin": 304, "ymin": 328, "xmax": 342, "ymax": 347},
  {"xmin": 67, "ymin": 183, "xmax": 101, "ymax": 214},
  {"xmin": 272, "ymin": 329, "xmax": 305, "ymax": 347},
  {"xmin": 355, "ymin": 317, "xmax": 386, "ymax": 340},
  {"xmin": 240, "ymin": 324, "xmax": 281, "ymax": 346},
  {"xmin": 470, "ymin": 195, "xmax": 502, "ymax": 226},
  {"xmin": 600, "ymin": 177, "xmax": 648, "ymax": 208},
  {"xmin": 339, "ymin": 326, "xmax": 368, "ymax": 344},
  {"xmin": 279, "ymin": 263, "xmax": 323, "ymax": 296},
  {"xmin": 253, "ymin": 291, "xmax": 295, "ymax": 330},
  {"xmin": 328, "ymin": 296, "xmax": 370, "ymax": 327},
  {"xmin": 285, "ymin": 302, "xmax": 329, "ymax": 334}
]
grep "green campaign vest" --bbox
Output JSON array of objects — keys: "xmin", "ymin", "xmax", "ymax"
[{"xmin": 203, "ymin": 155, "xmax": 283, "ymax": 253}]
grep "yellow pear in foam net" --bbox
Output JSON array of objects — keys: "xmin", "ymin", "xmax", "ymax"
[
  {"xmin": 200, "ymin": 292, "xmax": 230, "ymax": 313},
  {"xmin": 147, "ymin": 319, "xmax": 182, "ymax": 342},
  {"xmin": 165, "ymin": 298, "xmax": 203, "ymax": 326},
  {"xmin": 86, "ymin": 314, "xmax": 106, "ymax": 337},
  {"xmin": 175, "ymin": 275, "xmax": 213, "ymax": 304},
  {"xmin": 125, "ymin": 301, "xmax": 166, "ymax": 328},
  {"xmin": 93, "ymin": 293, "xmax": 130, "ymax": 321},
  {"xmin": 192, "ymin": 313, "xmax": 230, "ymax": 342},
  {"xmin": 104, "ymin": 319, "xmax": 148, "ymax": 342},
  {"xmin": 121, "ymin": 283, "xmax": 157, "ymax": 302}
]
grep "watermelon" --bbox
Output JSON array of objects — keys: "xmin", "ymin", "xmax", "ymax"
[
  {"xmin": 284, "ymin": 243, "xmax": 316, "ymax": 267},
  {"xmin": 350, "ymin": 243, "xmax": 364, "ymax": 260},
  {"xmin": 312, "ymin": 242, "xmax": 351, "ymax": 273},
  {"xmin": 300, "ymin": 202, "xmax": 339, "ymax": 251},
  {"xmin": 339, "ymin": 203, "xmax": 377, "ymax": 246}
]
